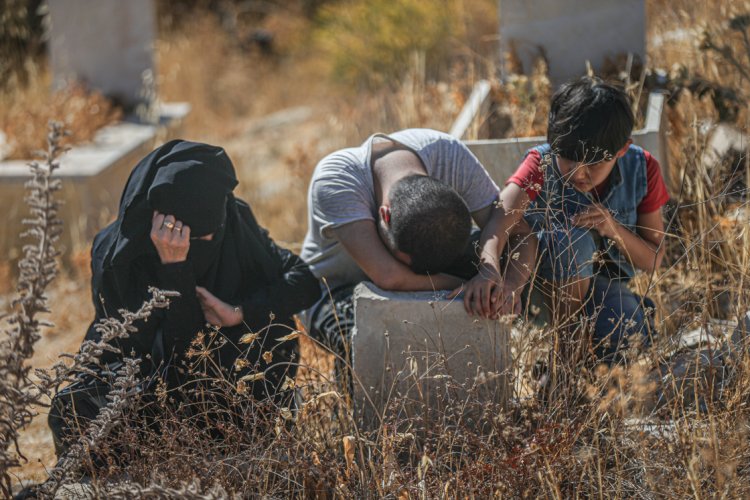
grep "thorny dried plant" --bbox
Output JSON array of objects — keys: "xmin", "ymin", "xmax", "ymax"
[
  {"xmin": 35, "ymin": 287, "xmax": 178, "ymax": 394},
  {"xmin": 0, "ymin": 123, "xmax": 177, "ymax": 498},
  {"xmin": 0, "ymin": 121, "xmax": 66, "ymax": 497},
  {"xmin": 102, "ymin": 478, "xmax": 230, "ymax": 499},
  {"xmin": 37, "ymin": 288, "xmax": 178, "ymax": 498}
]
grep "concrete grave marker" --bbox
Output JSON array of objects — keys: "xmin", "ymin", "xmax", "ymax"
[
  {"xmin": 0, "ymin": 103, "xmax": 190, "ymax": 261},
  {"xmin": 0, "ymin": 0, "xmax": 190, "ymax": 263},
  {"xmin": 48, "ymin": 0, "xmax": 156, "ymax": 109},
  {"xmin": 499, "ymin": 0, "xmax": 645, "ymax": 83},
  {"xmin": 351, "ymin": 282, "xmax": 512, "ymax": 426}
]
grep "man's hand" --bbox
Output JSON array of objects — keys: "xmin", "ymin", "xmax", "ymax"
[
  {"xmin": 572, "ymin": 203, "xmax": 619, "ymax": 239},
  {"xmin": 151, "ymin": 211, "xmax": 191, "ymax": 264},
  {"xmin": 447, "ymin": 263, "xmax": 521, "ymax": 318},
  {"xmin": 196, "ymin": 286, "xmax": 243, "ymax": 327}
]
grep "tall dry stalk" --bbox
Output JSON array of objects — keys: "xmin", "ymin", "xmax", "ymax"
[
  {"xmin": 0, "ymin": 121, "xmax": 65, "ymax": 496},
  {"xmin": 39, "ymin": 287, "xmax": 177, "ymax": 497},
  {"xmin": 0, "ymin": 122, "xmax": 177, "ymax": 497}
]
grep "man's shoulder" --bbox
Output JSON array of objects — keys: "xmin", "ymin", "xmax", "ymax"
[
  {"xmin": 312, "ymin": 146, "xmax": 368, "ymax": 179},
  {"xmin": 390, "ymin": 128, "xmax": 460, "ymax": 152},
  {"xmin": 391, "ymin": 128, "xmax": 454, "ymax": 140}
]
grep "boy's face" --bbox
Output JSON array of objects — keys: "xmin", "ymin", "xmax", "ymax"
[
  {"xmin": 557, "ymin": 156, "xmax": 618, "ymax": 192},
  {"xmin": 556, "ymin": 141, "xmax": 632, "ymax": 193}
]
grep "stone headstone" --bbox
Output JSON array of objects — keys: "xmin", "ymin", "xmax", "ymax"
[
  {"xmin": 701, "ymin": 123, "xmax": 748, "ymax": 184},
  {"xmin": 351, "ymin": 282, "xmax": 512, "ymax": 426},
  {"xmin": 728, "ymin": 310, "xmax": 750, "ymax": 359},
  {"xmin": 499, "ymin": 0, "xmax": 645, "ymax": 83},
  {"xmin": 0, "ymin": 103, "xmax": 190, "ymax": 261},
  {"xmin": 48, "ymin": 0, "xmax": 156, "ymax": 109}
]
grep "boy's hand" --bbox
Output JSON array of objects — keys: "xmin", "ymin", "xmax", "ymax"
[
  {"xmin": 151, "ymin": 211, "xmax": 191, "ymax": 264},
  {"xmin": 448, "ymin": 263, "xmax": 521, "ymax": 318},
  {"xmin": 572, "ymin": 203, "xmax": 619, "ymax": 239},
  {"xmin": 196, "ymin": 286, "xmax": 243, "ymax": 327}
]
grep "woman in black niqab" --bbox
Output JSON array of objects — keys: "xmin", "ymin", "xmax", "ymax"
[{"xmin": 48, "ymin": 140, "xmax": 320, "ymax": 457}]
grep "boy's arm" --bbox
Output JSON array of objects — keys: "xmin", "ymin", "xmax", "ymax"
[
  {"xmin": 449, "ymin": 183, "xmax": 536, "ymax": 318},
  {"xmin": 573, "ymin": 206, "xmax": 666, "ymax": 273},
  {"xmin": 332, "ymin": 220, "xmax": 464, "ymax": 291}
]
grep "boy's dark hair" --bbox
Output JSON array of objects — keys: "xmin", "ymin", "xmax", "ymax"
[
  {"xmin": 387, "ymin": 175, "xmax": 471, "ymax": 274},
  {"xmin": 547, "ymin": 76, "xmax": 634, "ymax": 163}
]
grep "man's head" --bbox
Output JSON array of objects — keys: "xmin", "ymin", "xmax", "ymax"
[
  {"xmin": 379, "ymin": 174, "xmax": 471, "ymax": 274},
  {"xmin": 547, "ymin": 76, "xmax": 634, "ymax": 192}
]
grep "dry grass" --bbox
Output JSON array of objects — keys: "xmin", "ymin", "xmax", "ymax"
[
  {"xmin": 0, "ymin": 66, "xmax": 121, "ymax": 160},
  {"xmin": 2, "ymin": 0, "xmax": 750, "ymax": 497}
]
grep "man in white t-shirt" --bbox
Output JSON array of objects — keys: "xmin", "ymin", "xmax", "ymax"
[{"xmin": 301, "ymin": 129, "xmax": 536, "ymax": 380}]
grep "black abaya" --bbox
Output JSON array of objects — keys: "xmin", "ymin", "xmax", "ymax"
[{"xmin": 49, "ymin": 140, "xmax": 320, "ymax": 456}]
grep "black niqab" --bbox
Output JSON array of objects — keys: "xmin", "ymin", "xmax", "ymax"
[
  {"xmin": 146, "ymin": 146, "xmax": 235, "ymax": 237},
  {"xmin": 94, "ymin": 140, "xmax": 281, "ymax": 307}
]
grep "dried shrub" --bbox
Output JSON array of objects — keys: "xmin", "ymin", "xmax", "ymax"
[
  {"xmin": 0, "ymin": 0, "xmax": 45, "ymax": 90},
  {"xmin": 314, "ymin": 0, "xmax": 497, "ymax": 90},
  {"xmin": 0, "ymin": 74, "xmax": 122, "ymax": 161},
  {"xmin": 0, "ymin": 124, "xmax": 176, "ymax": 498},
  {"xmin": 0, "ymin": 122, "xmax": 65, "ymax": 496}
]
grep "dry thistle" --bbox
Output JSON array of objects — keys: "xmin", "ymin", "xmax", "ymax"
[
  {"xmin": 0, "ymin": 120, "xmax": 178, "ymax": 497},
  {"xmin": 101, "ymin": 478, "xmax": 231, "ymax": 499},
  {"xmin": 37, "ymin": 287, "xmax": 178, "ymax": 497},
  {"xmin": 0, "ymin": 121, "xmax": 66, "ymax": 497}
]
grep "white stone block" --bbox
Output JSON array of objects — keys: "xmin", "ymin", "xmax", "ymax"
[
  {"xmin": 729, "ymin": 310, "xmax": 750, "ymax": 358},
  {"xmin": 0, "ymin": 103, "xmax": 190, "ymax": 260},
  {"xmin": 351, "ymin": 282, "xmax": 512, "ymax": 425},
  {"xmin": 499, "ymin": 0, "xmax": 645, "ymax": 84},
  {"xmin": 48, "ymin": 0, "xmax": 156, "ymax": 109}
]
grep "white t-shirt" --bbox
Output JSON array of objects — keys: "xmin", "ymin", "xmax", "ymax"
[{"xmin": 301, "ymin": 128, "xmax": 499, "ymax": 289}]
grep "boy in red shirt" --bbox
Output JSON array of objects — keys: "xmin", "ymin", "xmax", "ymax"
[{"xmin": 464, "ymin": 76, "xmax": 669, "ymax": 363}]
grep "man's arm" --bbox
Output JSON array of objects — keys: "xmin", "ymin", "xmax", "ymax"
[
  {"xmin": 450, "ymin": 183, "xmax": 537, "ymax": 317},
  {"xmin": 333, "ymin": 220, "xmax": 463, "ymax": 291},
  {"xmin": 573, "ymin": 206, "xmax": 666, "ymax": 274}
]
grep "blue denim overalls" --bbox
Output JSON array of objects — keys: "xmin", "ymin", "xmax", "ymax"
[{"xmin": 524, "ymin": 143, "xmax": 655, "ymax": 363}]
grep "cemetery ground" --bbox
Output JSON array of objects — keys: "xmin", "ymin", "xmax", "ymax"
[{"xmin": 3, "ymin": 0, "xmax": 750, "ymax": 497}]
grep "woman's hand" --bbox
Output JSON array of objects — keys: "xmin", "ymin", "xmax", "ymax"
[
  {"xmin": 572, "ymin": 203, "xmax": 619, "ymax": 239},
  {"xmin": 196, "ymin": 286, "xmax": 243, "ymax": 327},
  {"xmin": 151, "ymin": 211, "xmax": 191, "ymax": 264}
]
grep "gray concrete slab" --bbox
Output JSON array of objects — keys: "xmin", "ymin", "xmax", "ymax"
[
  {"xmin": 48, "ymin": 0, "xmax": 156, "ymax": 109},
  {"xmin": 702, "ymin": 122, "xmax": 748, "ymax": 174},
  {"xmin": 0, "ymin": 103, "xmax": 190, "ymax": 261},
  {"xmin": 351, "ymin": 282, "xmax": 512, "ymax": 426},
  {"xmin": 729, "ymin": 310, "xmax": 750, "ymax": 359},
  {"xmin": 499, "ymin": 0, "xmax": 645, "ymax": 84},
  {"xmin": 449, "ymin": 80, "xmax": 492, "ymax": 140}
]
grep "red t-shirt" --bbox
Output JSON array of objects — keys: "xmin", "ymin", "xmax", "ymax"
[{"xmin": 506, "ymin": 149, "xmax": 670, "ymax": 213}]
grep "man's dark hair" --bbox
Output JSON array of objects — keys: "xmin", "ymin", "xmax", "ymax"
[
  {"xmin": 547, "ymin": 76, "xmax": 634, "ymax": 163},
  {"xmin": 387, "ymin": 175, "xmax": 472, "ymax": 275}
]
